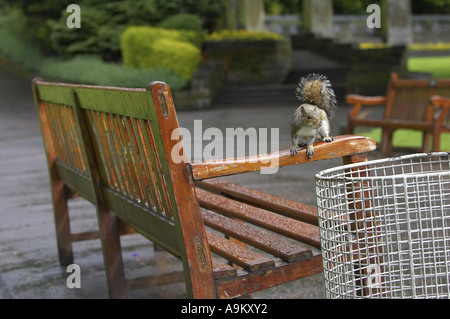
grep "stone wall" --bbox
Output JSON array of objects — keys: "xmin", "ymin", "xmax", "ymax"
[{"xmin": 265, "ymin": 15, "xmax": 450, "ymax": 44}]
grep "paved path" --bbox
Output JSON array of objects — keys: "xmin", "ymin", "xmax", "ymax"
[{"xmin": 0, "ymin": 68, "xmax": 380, "ymax": 299}]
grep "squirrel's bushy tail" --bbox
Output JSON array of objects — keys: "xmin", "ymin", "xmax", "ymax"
[{"xmin": 295, "ymin": 73, "xmax": 337, "ymax": 118}]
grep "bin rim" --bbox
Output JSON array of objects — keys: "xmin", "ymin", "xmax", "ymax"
[{"xmin": 315, "ymin": 152, "xmax": 450, "ymax": 182}]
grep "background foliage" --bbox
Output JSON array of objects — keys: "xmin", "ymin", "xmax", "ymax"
[
  {"xmin": 0, "ymin": 0, "xmax": 449, "ymax": 90},
  {"xmin": 120, "ymin": 26, "xmax": 201, "ymax": 80},
  {"xmin": 1, "ymin": 0, "xmax": 221, "ymax": 58}
]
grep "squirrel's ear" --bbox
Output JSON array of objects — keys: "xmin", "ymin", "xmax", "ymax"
[{"xmin": 300, "ymin": 105, "xmax": 306, "ymax": 116}]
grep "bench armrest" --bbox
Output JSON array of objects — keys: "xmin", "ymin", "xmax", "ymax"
[
  {"xmin": 346, "ymin": 94, "xmax": 387, "ymax": 105},
  {"xmin": 346, "ymin": 94, "xmax": 387, "ymax": 119},
  {"xmin": 189, "ymin": 135, "xmax": 376, "ymax": 180},
  {"xmin": 430, "ymin": 95, "xmax": 450, "ymax": 126}
]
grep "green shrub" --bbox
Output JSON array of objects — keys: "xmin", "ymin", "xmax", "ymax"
[
  {"xmin": 0, "ymin": 22, "xmax": 187, "ymax": 91},
  {"xmin": 39, "ymin": 55, "xmax": 187, "ymax": 90},
  {"xmin": 120, "ymin": 26, "xmax": 201, "ymax": 80},
  {"xmin": 47, "ymin": 0, "xmax": 170, "ymax": 59},
  {"xmin": 158, "ymin": 13, "xmax": 202, "ymax": 32},
  {"xmin": 0, "ymin": 29, "xmax": 44, "ymax": 71},
  {"xmin": 48, "ymin": 5, "xmax": 127, "ymax": 60},
  {"xmin": 158, "ymin": 13, "xmax": 204, "ymax": 46},
  {"xmin": 151, "ymin": 39, "xmax": 201, "ymax": 80}
]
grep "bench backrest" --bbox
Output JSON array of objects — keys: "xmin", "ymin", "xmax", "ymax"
[
  {"xmin": 33, "ymin": 79, "xmax": 214, "ymax": 296},
  {"xmin": 385, "ymin": 73, "xmax": 450, "ymax": 122}
]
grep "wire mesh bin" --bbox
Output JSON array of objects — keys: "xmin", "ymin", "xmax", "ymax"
[{"xmin": 315, "ymin": 153, "xmax": 450, "ymax": 299}]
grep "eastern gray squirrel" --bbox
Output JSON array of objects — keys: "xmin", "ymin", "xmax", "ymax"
[{"xmin": 290, "ymin": 74, "xmax": 337, "ymax": 158}]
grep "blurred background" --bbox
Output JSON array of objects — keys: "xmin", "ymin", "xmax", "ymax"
[{"xmin": 0, "ymin": 0, "xmax": 449, "ymax": 95}]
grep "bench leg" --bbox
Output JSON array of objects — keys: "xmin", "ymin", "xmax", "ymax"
[
  {"xmin": 381, "ymin": 128, "xmax": 393, "ymax": 155},
  {"xmin": 96, "ymin": 207, "xmax": 128, "ymax": 299},
  {"xmin": 343, "ymin": 152, "xmax": 368, "ymax": 166},
  {"xmin": 432, "ymin": 130, "xmax": 441, "ymax": 153},
  {"xmin": 51, "ymin": 181, "xmax": 73, "ymax": 266},
  {"xmin": 342, "ymin": 152, "xmax": 385, "ymax": 297},
  {"xmin": 422, "ymin": 132, "xmax": 431, "ymax": 153}
]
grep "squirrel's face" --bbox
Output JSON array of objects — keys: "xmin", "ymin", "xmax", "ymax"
[{"xmin": 300, "ymin": 105, "xmax": 322, "ymax": 128}]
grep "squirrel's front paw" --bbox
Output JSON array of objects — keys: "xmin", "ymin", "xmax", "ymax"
[
  {"xmin": 306, "ymin": 146, "xmax": 314, "ymax": 158},
  {"xmin": 290, "ymin": 147, "xmax": 298, "ymax": 156},
  {"xmin": 323, "ymin": 136, "xmax": 333, "ymax": 143}
]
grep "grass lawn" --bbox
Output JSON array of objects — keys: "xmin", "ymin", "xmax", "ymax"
[
  {"xmin": 408, "ymin": 56, "xmax": 450, "ymax": 79},
  {"xmin": 359, "ymin": 128, "xmax": 450, "ymax": 152}
]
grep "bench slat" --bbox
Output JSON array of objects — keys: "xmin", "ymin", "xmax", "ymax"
[
  {"xmin": 206, "ymin": 231, "xmax": 275, "ymax": 273},
  {"xmin": 196, "ymin": 179, "xmax": 318, "ymax": 226},
  {"xmin": 201, "ymin": 209, "xmax": 312, "ymax": 263},
  {"xmin": 196, "ymin": 188, "xmax": 321, "ymax": 248},
  {"xmin": 350, "ymin": 118, "xmax": 434, "ymax": 130},
  {"xmin": 211, "ymin": 258, "xmax": 237, "ymax": 279}
]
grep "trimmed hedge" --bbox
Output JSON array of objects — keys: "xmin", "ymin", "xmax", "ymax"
[
  {"xmin": 0, "ymin": 28, "xmax": 187, "ymax": 91},
  {"xmin": 120, "ymin": 26, "xmax": 201, "ymax": 81},
  {"xmin": 39, "ymin": 55, "xmax": 187, "ymax": 90},
  {"xmin": 158, "ymin": 13, "xmax": 202, "ymax": 31}
]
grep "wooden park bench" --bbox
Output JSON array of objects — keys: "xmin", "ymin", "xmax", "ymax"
[
  {"xmin": 33, "ymin": 78, "xmax": 376, "ymax": 299},
  {"xmin": 347, "ymin": 73, "xmax": 450, "ymax": 154}
]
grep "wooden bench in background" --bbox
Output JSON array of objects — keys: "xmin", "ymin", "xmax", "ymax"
[
  {"xmin": 347, "ymin": 73, "xmax": 450, "ymax": 155},
  {"xmin": 33, "ymin": 78, "xmax": 376, "ymax": 299},
  {"xmin": 429, "ymin": 95, "xmax": 450, "ymax": 152}
]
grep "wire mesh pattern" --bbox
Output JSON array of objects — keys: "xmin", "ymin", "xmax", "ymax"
[{"xmin": 315, "ymin": 153, "xmax": 450, "ymax": 299}]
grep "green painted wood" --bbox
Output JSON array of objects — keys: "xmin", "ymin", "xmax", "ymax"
[
  {"xmin": 37, "ymin": 82, "xmax": 154, "ymax": 120},
  {"xmin": 101, "ymin": 188, "xmax": 181, "ymax": 258},
  {"xmin": 54, "ymin": 162, "xmax": 95, "ymax": 204}
]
